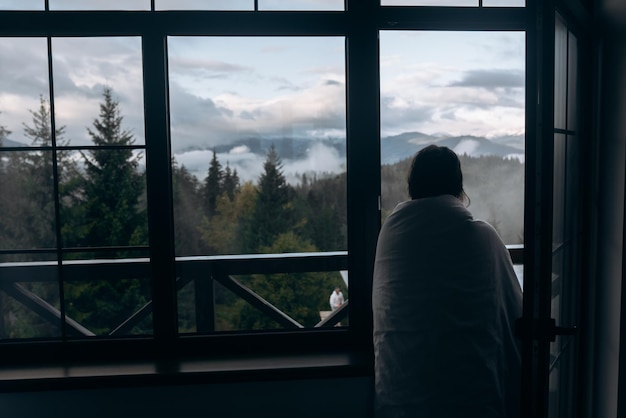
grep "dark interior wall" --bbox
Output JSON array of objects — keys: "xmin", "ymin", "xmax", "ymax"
[
  {"xmin": 0, "ymin": 376, "xmax": 373, "ymax": 418},
  {"xmin": 592, "ymin": 2, "xmax": 626, "ymax": 416}
]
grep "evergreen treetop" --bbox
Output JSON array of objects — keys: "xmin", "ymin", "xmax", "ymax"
[
  {"xmin": 23, "ymin": 95, "xmax": 66, "ymax": 147},
  {"xmin": 203, "ymin": 149, "xmax": 223, "ymax": 217},
  {"xmin": 81, "ymin": 86, "xmax": 145, "ymax": 249}
]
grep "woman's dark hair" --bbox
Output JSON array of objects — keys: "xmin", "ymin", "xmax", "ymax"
[{"xmin": 407, "ymin": 144, "xmax": 469, "ymax": 204}]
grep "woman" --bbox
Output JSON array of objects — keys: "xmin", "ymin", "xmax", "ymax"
[{"xmin": 373, "ymin": 145, "xmax": 522, "ymax": 418}]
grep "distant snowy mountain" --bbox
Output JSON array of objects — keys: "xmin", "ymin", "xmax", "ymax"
[{"xmin": 380, "ymin": 132, "xmax": 524, "ymax": 164}]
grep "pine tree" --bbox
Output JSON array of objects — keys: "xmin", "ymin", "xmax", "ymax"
[
  {"xmin": 20, "ymin": 96, "xmax": 69, "ymax": 248},
  {"xmin": 203, "ymin": 150, "xmax": 223, "ymax": 218},
  {"xmin": 80, "ymin": 86, "xmax": 145, "ymax": 249},
  {"xmin": 65, "ymin": 87, "xmax": 149, "ymax": 336},
  {"xmin": 0, "ymin": 101, "xmax": 68, "ymax": 338},
  {"xmin": 245, "ymin": 144, "xmax": 294, "ymax": 252},
  {"xmin": 300, "ymin": 173, "xmax": 347, "ymax": 251},
  {"xmin": 0, "ymin": 97, "xmax": 72, "ymax": 253},
  {"xmin": 172, "ymin": 161, "xmax": 205, "ymax": 256},
  {"xmin": 222, "ymin": 162, "xmax": 240, "ymax": 201}
]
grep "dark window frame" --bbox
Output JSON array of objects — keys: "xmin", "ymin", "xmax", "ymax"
[{"xmin": 0, "ymin": 2, "xmax": 529, "ymax": 388}]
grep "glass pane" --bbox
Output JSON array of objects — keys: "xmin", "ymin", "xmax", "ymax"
[
  {"xmin": 0, "ymin": 0, "xmax": 43, "ymax": 10},
  {"xmin": 381, "ymin": 0, "xmax": 477, "ymax": 5},
  {"xmin": 156, "ymin": 0, "xmax": 252, "ymax": 10},
  {"xmin": 548, "ymin": 247, "xmax": 577, "ymax": 418},
  {"xmin": 0, "ymin": 150, "xmax": 57, "ymax": 251},
  {"xmin": 548, "ymin": 340, "xmax": 576, "ymax": 417},
  {"xmin": 63, "ymin": 260, "xmax": 152, "ymax": 336},
  {"xmin": 49, "ymin": 0, "xmax": 149, "ymax": 10},
  {"xmin": 482, "ymin": 0, "xmax": 525, "ymax": 6},
  {"xmin": 259, "ymin": 0, "xmax": 344, "ymax": 10},
  {"xmin": 554, "ymin": 14, "xmax": 567, "ymax": 130},
  {"xmin": 380, "ymin": 31, "xmax": 525, "ymax": 245},
  {"xmin": 551, "ymin": 250, "xmax": 563, "ymax": 334},
  {"xmin": 552, "ymin": 134, "xmax": 566, "ymax": 248},
  {"xmin": 564, "ymin": 134, "xmax": 579, "ymax": 241},
  {"xmin": 0, "ymin": 38, "xmax": 50, "ymax": 147},
  {"xmin": 58, "ymin": 147, "xmax": 148, "ymax": 250},
  {"xmin": 51, "ymin": 37, "xmax": 145, "ymax": 146},
  {"xmin": 567, "ymin": 31, "xmax": 578, "ymax": 132},
  {"xmin": 168, "ymin": 36, "xmax": 347, "ymax": 257},
  {"xmin": 0, "ymin": 273, "xmax": 62, "ymax": 340}
]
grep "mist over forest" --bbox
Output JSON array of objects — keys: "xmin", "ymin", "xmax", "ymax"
[{"xmin": 381, "ymin": 154, "xmax": 524, "ymax": 244}]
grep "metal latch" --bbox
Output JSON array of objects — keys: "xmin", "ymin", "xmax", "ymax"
[{"xmin": 515, "ymin": 317, "xmax": 577, "ymax": 342}]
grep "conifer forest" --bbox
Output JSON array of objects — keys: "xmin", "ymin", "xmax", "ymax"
[{"xmin": 0, "ymin": 87, "xmax": 523, "ymax": 339}]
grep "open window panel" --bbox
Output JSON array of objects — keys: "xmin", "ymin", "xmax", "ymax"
[{"xmin": 546, "ymin": 12, "xmax": 581, "ymax": 418}]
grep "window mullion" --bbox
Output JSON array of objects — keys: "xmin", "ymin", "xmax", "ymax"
[
  {"xmin": 345, "ymin": 13, "xmax": 380, "ymax": 347},
  {"xmin": 46, "ymin": 35, "xmax": 68, "ymax": 341},
  {"xmin": 142, "ymin": 32, "xmax": 178, "ymax": 345}
]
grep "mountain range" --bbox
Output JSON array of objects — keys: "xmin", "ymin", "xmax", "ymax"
[
  {"xmin": 381, "ymin": 132, "xmax": 524, "ymax": 164},
  {"xmin": 2, "ymin": 131, "xmax": 525, "ymax": 165},
  {"xmin": 203, "ymin": 132, "xmax": 525, "ymax": 165}
]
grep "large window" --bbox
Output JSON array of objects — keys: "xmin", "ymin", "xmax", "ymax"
[{"xmin": 0, "ymin": 2, "xmax": 527, "ymax": 369}]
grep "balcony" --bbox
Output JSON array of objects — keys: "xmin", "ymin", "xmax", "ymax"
[{"xmin": 0, "ymin": 251, "xmax": 350, "ymax": 340}]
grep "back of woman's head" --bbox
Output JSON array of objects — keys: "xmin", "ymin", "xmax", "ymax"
[{"xmin": 407, "ymin": 145, "xmax": 466, "ymax": 202}]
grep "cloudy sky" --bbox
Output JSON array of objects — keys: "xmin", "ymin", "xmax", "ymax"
[
  {"xmin": 380, "ymin": 31, "xmax": 525, "ymax": 139},
  {"xmin": 0, "ymin": 6, "xmax": 525, "ymax": 182}
]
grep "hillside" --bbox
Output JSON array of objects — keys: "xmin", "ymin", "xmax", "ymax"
[{"xmin": 381, "ymin": 154, "xmax": 524, "ymax": 245}]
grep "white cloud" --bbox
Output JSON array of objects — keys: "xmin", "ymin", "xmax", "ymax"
[
  {"xmin": 380, "ymin": 31, "xmax": 526, "ymax": 140},
  {"xmin": 174, "ymin": 141, "xmax": 345, "ymax": 185},
  {"xmin": 230, "ymin": 145, "xmax": 250, "ymax": 154},
  {"xmin": 282, "ymin": 142, "xmax": 345, "ymax": 184}
]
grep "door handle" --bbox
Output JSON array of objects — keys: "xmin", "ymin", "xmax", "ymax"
[
  {"xmin": 553, "ymin": 324, "xmax": 577, "ymax": 338},
  {"xmin": 515, "ymin": 318, "xmax": 577, "ymax": 342}
]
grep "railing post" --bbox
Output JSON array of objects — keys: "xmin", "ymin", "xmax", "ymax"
[{"xmin": 194, "ymin": 275, "xmax": 215, "ymax": 333}]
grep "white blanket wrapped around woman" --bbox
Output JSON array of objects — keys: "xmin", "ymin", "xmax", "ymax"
[{"xmin": 373, "ymin": 195, "xmax": 522, "ymax": 418}]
